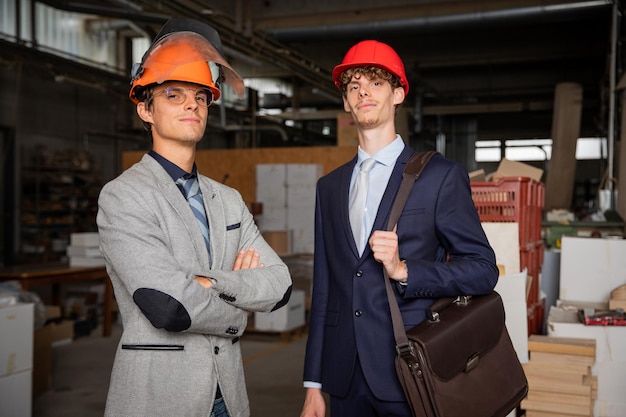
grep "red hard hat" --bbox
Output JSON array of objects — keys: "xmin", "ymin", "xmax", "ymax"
[{"xmin": 332, "ymin": 40, "xmax": 409, "ymax": 95}]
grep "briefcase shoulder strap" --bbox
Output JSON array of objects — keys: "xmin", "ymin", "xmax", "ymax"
[
  {"xmin": 384, "ymin": 151, "xmax": 437, "ymax": 346},
  {"xmin": 386, "ymin": 151, "xmax": 437, "ymax": 232}
]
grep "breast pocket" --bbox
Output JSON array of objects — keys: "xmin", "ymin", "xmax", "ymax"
[
  {"xmin": 397, "ymin": 207, "xmax": 427, "ymax": 236},
  {"xmin": 400, "ymin": 207, "xmax": 426, "ymax": 217},
  {"xmin": 226, "ymin": 222, "xmax": 241, "ymax": 231}
]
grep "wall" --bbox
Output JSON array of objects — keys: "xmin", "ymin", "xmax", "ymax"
[
  {"xmin": 122, "ymin": 146, "xmax": 358, "ymax": 203},
  {"xmin": 0, "ymin": 60, "xmax": 143, "ymax": 182}
]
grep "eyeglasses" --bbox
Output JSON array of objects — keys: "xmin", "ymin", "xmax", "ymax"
[{"xmin": 152, "ymin": 86, "xmax": 214, "ymax": 107}]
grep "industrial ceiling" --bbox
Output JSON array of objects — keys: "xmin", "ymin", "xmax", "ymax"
[{"xmin": 7, "ymin": 0, "xmax": 623, "ymax": 142}]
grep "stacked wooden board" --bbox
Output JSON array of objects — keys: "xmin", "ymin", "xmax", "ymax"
[{"xmin": 521, "ymin": 335, "xmax": 597, "ymax": 417}]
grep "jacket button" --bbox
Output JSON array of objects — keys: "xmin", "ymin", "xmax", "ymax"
[
  {"xmin": 356, "ymin": 271, "xmax": 363, "ymax": 277},
  {"xmin": 214, "ymin": 346, "xmax": 220, "ymax": 354},
  {"xmin": 355, "ymin": 310, "xmax": 362, "ymax": 317}
]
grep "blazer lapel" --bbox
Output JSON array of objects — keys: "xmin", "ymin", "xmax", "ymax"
[
  {"xmin": 142, "ymin": 156, "xmax": 212, "ymax": 268},
  {"xmin": 199, "ymin": 177, "xmax": 224, "ymax": 269}
]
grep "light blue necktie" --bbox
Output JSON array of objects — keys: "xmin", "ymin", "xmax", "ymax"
[
  {"xmin": 176, "ymin": 175, "xmax": 211, "ymax": 260},
  {"xmin": 349, "ymin": 158, "xmax": 377, "ymax": 254}
]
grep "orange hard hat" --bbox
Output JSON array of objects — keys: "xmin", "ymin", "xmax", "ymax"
[
  {"xmin": 332, "ymin": 40, "xmax": 409, "ymax": 95},
  {"xmin": 129, "ymin": 18, "xmax": 245, "ymax": 104}
]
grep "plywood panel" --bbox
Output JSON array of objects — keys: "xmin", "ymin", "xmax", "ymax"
[
  {"xmin": 618, "ymin": 91, "xmax": 626, "ymax": 233},
  {"xmin": 122, "ymin": 146, "xmax": 357, "ymax": 203},
  {"xmin": 544, "ymin": 82, "xmax": 582, "ymax": 211}
]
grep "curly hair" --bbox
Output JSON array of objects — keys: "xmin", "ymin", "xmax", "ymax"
[{"xmin": 338, "ymin": 66, "xmax": 401, "ymax": 96}]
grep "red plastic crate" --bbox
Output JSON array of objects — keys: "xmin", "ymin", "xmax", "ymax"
[
  {"xmin": 520, "ymin": 241, "xmax": 544, "ymax": 304},
  {"xmin": 472, "ymin": 177, "xmax": 546, "ymax": 330},
  {"xmin": 471, "ymin": 177, "xmax": 544, "ymax": 249},
  {"xmin": 527, "ymin": 298, "xmax": 545, "ymax": 336}
]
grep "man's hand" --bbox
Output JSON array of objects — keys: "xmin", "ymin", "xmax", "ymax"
[
  {"xmin": 233, "ymin": 247, "xmax": 264, "ymax": 271},
  {"xmin": 195, "ymin": 248, "xmax": 264, "ymax": 289},
  {"xmin": 369, "ymin": 228, "xmax": 408, "ymax": 282},
  {"xmin": 300, "ymin": 388, "xmax": 326, "ymax": 417}
]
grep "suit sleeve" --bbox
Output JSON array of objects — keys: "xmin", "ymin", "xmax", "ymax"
[
  {"xmin": 402, "ymin": 161, "xmax": 499, "ymax": 298},
  {"xmin": 302, "ymin": 184, "xmax": 328, "ymax": 384}
]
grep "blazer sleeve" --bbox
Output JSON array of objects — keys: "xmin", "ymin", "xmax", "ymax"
[
  {"xmin": 97, "ymin": 173, "xmax": 253, "ymax": 336},
  {"xmin": 204, "ymin": 183, "xmax": 293, "ymax": 313},
  {"xmin": 401, "ymin": 159, "xmax": 499, "ymax": 298}
]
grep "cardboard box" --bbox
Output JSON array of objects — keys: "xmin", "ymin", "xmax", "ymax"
[
  {"xmin": 256, "ymin": 164, "xmax": 287, "ymax": 209},
  {"xmin": 287, "ymin": 204, "xmax": 315, "ymax": 254},
  {"xmin": 0, "ymin": 303, "xmax": 34, "ymax": 377},
  {"xmin": 482, "ymin": 222, "xmax": 521, "ymax": 275},
  {"xmin": 69, "ymin": 255, "xmax": 106, "ymax": 267},
  {"xmin": 50, "ymin": 320, "xmax": 74, "ymax": 347},
  {"xmin": 45, "ymin": 305, "xmax": 62, "ymax": 320},
  {"xmin": 286, "ymin": 164, "xmax": 323, "ymax": 186},
  {"xmin": 254, "ymin": 289, "xmax": 306, "ymax": 331},
  {"xmin": 494, "ymin": 270, "xmax": 529, "ymax": 363},
  {"xmin": 492, "ymin": 158, "xmax": 543, "ymax": 182},
  {"xmin": 262, "ymin": 231, "xmax": 290, "ymax": 256},
  {"xmin": 257, "ymin": 206, "xmax": 288, "ymax": 231},
  {"xmin": 33, "ymin": 324, "xmax": 52, "ymax": 397},
  {"xmin": 70, "ymin": 232, "xmax": 99, "ymax": 247},
  {"xmin": 469, "ymin": 169, "xmax": 486, "ymax": 182},
  {"xmin": 256, "ymin": 163, "xmax": 321, "ymax": 254},
  {"xmin": 0, "ymin": 370, "xmax": 32, "ymax": 417},
  {"xmin": 560, "ymin": 236, "xmax": 626, "ymax": 303},
  {"xmin": 66, "ymin": 245, "xmax": 101, "ymax": 257}
]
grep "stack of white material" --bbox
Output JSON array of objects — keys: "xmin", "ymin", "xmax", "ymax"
[
  {"xmin": 256, "ymin": 163, "xmax": 323, "ymax": 254},
  {"xmin": 67, "ymin": 233, "xmax": 105, "ymax": 267},
  {"xmin": 0, "ymin": 302, "xmax": 34, "ymax": 417}
]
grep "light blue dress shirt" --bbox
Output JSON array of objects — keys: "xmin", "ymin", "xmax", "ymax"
[{"xmin": 350, "ymin": 135, "xmax": 405, "ymax": 252}]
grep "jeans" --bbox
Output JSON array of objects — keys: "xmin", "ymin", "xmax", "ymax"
[{"xmin": 210, "ymin": 397, "xmax": 230, "ymax": 417}]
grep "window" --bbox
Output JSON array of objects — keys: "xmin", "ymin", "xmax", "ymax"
[{"xmin": 475, "ymin": 138, "xmax": 606, "ymax": 162}]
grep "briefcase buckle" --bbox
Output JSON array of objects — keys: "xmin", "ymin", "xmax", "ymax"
[
  {"xmin": 396, "ymin": 343, "xmax": 416, "ymax": 360},
  {"xmin": 454, "ymin": 295, "xmax": 472, "ymax": 306}
]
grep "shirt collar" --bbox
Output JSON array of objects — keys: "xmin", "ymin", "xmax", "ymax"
[
  {"xmin": 356, "ymin": 135, "xmax": 405, "ymax": 168},
  {"xmin": 148, "ymin": 149, "xmax": 198, "ymax": 181}
]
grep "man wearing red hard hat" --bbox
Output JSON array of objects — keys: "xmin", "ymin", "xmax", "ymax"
[
  {"xmin": 97, "ymin": 17, "xmax": 292, "ymax": 417},
  {"xmin": 301, "ymin": 40, "xmax": 498, "ymax": 416}
]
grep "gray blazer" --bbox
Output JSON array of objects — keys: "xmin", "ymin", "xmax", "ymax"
[{"xmin": 97, "ymin": 154, "xmax": 292, "ymax": 417}]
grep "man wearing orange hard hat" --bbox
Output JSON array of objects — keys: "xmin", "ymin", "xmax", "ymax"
[
  {"xmin": 301, "ymin": 40, "xmax": 498, "ymax": 416},
  {"xmin": 97, "ymin": 17, "xmax": 292, "ymax": 417}
]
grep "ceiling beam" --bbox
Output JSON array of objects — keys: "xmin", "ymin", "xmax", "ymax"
[{"xmin": 255, "ymin": 0, "xmax": 610, "ymax": 32}]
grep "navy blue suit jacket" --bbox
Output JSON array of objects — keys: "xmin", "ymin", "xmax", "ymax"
[{"xmin": 303, "ymin": 146, "xmax": 499, "ymax": 401}]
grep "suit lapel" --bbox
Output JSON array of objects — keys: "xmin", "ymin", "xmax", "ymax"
[
  {"xmin": 341, "ymin": 156, "xmax": 360, "ymax": 258},
  {"xmin": 361, "ymin": 147, "xmax": 415, "ymax": 257},
  {"xmin": 141, "ymin": 155, "xmax": 212, "ymax": 268}
]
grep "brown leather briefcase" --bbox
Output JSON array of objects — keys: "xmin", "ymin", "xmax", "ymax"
[{"xmin": 394, "ymin": 292, "xmax": 528, "ymax": 417}]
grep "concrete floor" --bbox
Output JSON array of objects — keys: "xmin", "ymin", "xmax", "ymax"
[{"xmin": 32, "ymin": 321, "xmax": 322, "ymax": 417}]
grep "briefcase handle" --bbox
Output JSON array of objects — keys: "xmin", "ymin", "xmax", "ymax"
[{"xmin": 426, "ymin": 295, "xmax": 471, "ymax": 322}]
